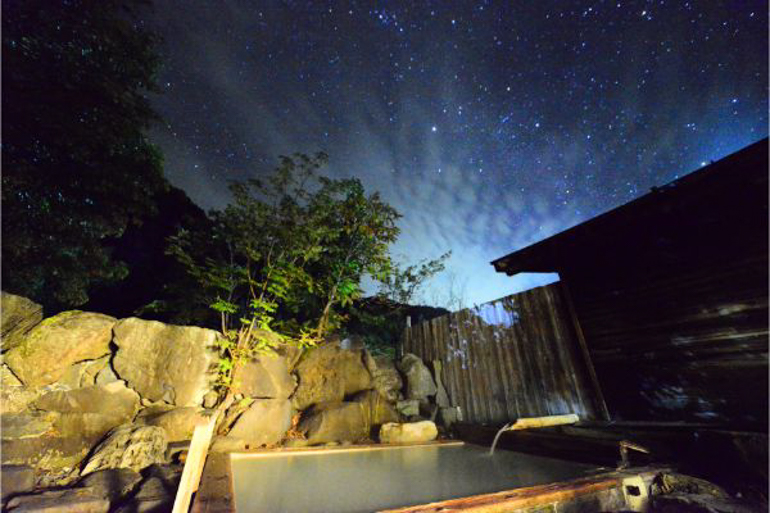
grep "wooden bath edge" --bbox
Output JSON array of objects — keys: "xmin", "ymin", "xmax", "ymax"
[
  {"xmin": 191, "ymin": 442, "xmax": 666, "ymax": 513},
  {"xmin": 377, "ymin": 468, "xmax": 664, "ymax": 512}
]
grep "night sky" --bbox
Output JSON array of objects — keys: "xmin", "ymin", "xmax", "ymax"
[{"xmin": 144, "ymin": 1, "xmax": 768, "ymax": 308}]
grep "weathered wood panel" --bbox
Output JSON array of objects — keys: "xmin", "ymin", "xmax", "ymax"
[
  {"xmin": 490, "ymin": 139, "xmax": 769, "ymax": 429},
  {"xmin": 404, "ymin": 282, "xmax": 603, "ymax": 424},
  {"xmin": 565, "ymin": 248, "xmax": 769, "ymax": 428}
]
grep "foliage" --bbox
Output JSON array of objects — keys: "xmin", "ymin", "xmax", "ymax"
[
  {"xmin": 377, "ymin": 252, "xmax": 451, "ymax": 305},
  {"xmin": 2, "ymin": 0, "xmax": 167, "ymax": 311},
  {"xmin": 310, "ymin": 177, "xmax": 401, "ymax": 332},
  {"xmin": 168, "ymin": 152, "xmax": 402, "ymax": 394},
  {"xmin": 343, "ymin": 298, "xmax": 450, "ymax": 357}
]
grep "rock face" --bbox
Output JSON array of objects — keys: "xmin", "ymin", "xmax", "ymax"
[
  {"xmin": 300, "ymin": 402, "xmax": 369, "ymax": 445},
  {"xmin": 112, "ymin": 465, "xmax": 182, "ymax": 513},
  {"xmin": 82, "ymin": 425, "xmax": 167, "ymax": 475},
  {"xmin": 1, "ymin": 464, "xmax": 35, "ymax": 501},
  {"xmin": 33, "ymin": 382, "xmax": 140, "ymax": 420},
  {"xmin": 438, "ymin": 406, "xmax": 461, "ymax": 428},
  {"xmin": 292, "ymin": 344, "xmax": 373, "ymax": 410},
  {"xmin": 379, "ymin": 421, "xmax": 438, "ymax": 444},
  {"xmin": 4, "ymin": 311, "xmax": 116, "ymax": 387},
  {"xmin": 56, "ymin": 355, "xmax": 115, "ymax": 389},
  {"xmin": 396, "ymin": 399, "xmax": 420, "ymax": 417},
  {"xmin": 233, "ymin": 350, "xmax": 296, "ymax": 399},
  {"xmin": 432, "ymin": 360, "xmax": 451, "ymax": 408},
  {"xmin": 76, "ymin": 468, "xmax": 144, "ymax": 501},
  {"xmin": 1, "ymin": 365, "xmax": 39, "ymax": 415},
  {"xmin": 2, "ymin": 383, "xmax": 140, "ymax": 473},
  {"xmin": 364, "ymin": 351, "xmax": 403, "ymax": 403},
  {"xmin": 227, "ymin": 399, "xmax": 292, "ymax": 447},
  {"xmin": 398, "ymin": 353, "xmax": 437, "ymax": 401},
  {"xmin": 137, "ymin": 406, "xmax": 210, "ymax": 443},
  {"xmin": 352, "ymin": 390, "xmax": 400, "ymax": 428},
  {"xmin": 112, "ymin": 318, "xmax": 218, "ymax": 406},
  {"xmin": 0, "ymin": 292, "xmax": 43, "ymax": 352},
  {"xmin": 4, "ymin": 487, "xmax": 112, "ymax": 513}
]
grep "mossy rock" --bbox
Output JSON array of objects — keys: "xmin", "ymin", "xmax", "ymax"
[{"xmin": 4, "ymin": 310, "xmax": 115, "ymax": 387}]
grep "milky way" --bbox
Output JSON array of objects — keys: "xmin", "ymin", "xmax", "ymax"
[{"xmin": 144, "ymin": 1, "xmax": 768, "ymax": 307}]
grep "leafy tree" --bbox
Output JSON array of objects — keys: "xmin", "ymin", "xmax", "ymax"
[
  {"xmin": 337, "ymin": 252, "xmax": 450, "ymax": 356},
  {"xmin": 377, "ymin": 252, "xmax": 451, "ymax": 305},
  {"xmin": 169, "ymin": 153, "xmax": 403, "ymax": 401},
  {"xmin": 310, "ymin": 178, "xmax": 401, "ymax": 333},
  {"xmin": 2, "ymin": 0, "xmax": 167, "ymax": 310}
]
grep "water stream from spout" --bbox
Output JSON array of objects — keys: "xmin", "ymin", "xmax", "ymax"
[{"xmin": 488, "ymin": 422, "xmax": 513, "ymax": 457}]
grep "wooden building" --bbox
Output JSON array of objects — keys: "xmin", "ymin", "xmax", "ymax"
[{"xmin": 491, "ymin": 138, "xmax": 768, "ymax": 430}]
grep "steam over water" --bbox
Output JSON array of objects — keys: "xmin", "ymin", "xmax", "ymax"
[{"xmin": 232, "ymin": 444, "xmax": 596, "ymax": 512}]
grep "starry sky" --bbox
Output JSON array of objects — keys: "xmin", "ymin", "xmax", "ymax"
[{"xmin": 144, "ymin": 1, "xmax": 768, "ymax": 308}]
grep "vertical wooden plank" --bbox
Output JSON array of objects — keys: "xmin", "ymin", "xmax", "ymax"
[
  {"xmin": 468, "ymin": 308, "xmax": 493, "ymax": 423},
  {"xmin": 508, "ymin": 290, "xmax": 535, "ymax": 417},
  {"xmin": 489, "ymin": 298, "xmax": 518, "ymax": 421},
  {"xmin": 549, "ymin": 286, "xmax": 593, "ymax": 418},
  {"xmin": 403, "ymin": 323, "xmax": 411, "ymax": 356},
  {"xmin": 445, "ymin": 314, "xmax": 462, "ymax": 417},
  {"xmin": 560, "ymin": 279, "xmax": 610, "ymax": 420},
  {"xmin": 447, "ymin": 314, "xmax": 469, "ymax": 421},
  {"xmin": 532, "ymin": 286, "xmax": 561, "ymax": 416},
  {"xmin": 455, "ymin": 309, "xmax": 479, "ymax": 423},
  {"xmin": 499, "ymin": 296, "xmax": 523, "ymax": 419},
  {"xmin": 473, "ymin": 305, "xmax": 503, "ymax": 423}
]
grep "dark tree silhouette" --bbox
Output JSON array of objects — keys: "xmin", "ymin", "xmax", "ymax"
[{"xmin": 2, "ymin": 0, "xmax": 167, "ymax": 310}]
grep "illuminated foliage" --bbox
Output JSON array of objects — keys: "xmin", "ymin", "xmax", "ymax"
[{"xmin": 169, "ymin": 152, "xmax": 403, "ymax": 393}]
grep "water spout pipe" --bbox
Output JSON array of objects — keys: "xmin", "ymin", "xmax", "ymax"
[{"xmin": 488, "ymin": 414, "xmax": 580, "ymax": 456}]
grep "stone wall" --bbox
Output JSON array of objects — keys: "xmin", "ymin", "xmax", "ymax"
[{"xmin": 0, "ymin": 291, "xmax": 440, "ymax": 492}]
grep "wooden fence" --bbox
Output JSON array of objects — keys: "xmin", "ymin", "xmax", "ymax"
[{"xmin": 403, "ymin": 282, "xmax": 605, "ymax": 425}]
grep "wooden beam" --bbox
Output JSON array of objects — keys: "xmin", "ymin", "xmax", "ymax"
[
  {"xmin": 560, "ymin": 279, "xmax": 610, "ymax": 420},
  {"xmin": 172, "ymin": 415, "xmax": 218, "ymax": 513}
]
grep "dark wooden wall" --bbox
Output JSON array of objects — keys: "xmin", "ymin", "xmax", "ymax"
[
  {"xmin": 559, "ymin": 146, "xmax": 769, "ymax": 428},
  {"xmin": 403, "ymin": 282, "xmax": 604, "ymax": 425}
]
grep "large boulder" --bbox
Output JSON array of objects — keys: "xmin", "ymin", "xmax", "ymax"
[
  {"xmin": 232, "ymin": 350, "xmax": 296, "ymax": 399},
  {"xmin": 299, "ymin": 402, "xmax": 369, "ymax": 445},
  {"xmin": 1, "ymin": 292, "xmax": 43, "ymax": 352},
  {"xmin": 33, "ymin": 381, "xmax": 140, "ymax": 422},
  {"xmin": 227, "ymin": 399, "xmax": 292, "ymax": 447},
  {"xmin": 2, "ymin": 383, "xmax": 140, "ymax": 473},
  {"xmin": 81, "ymin": 425, "xmax": 167, "ymax": 475},
  {"xmin": 398, "ymin": 353, "xmax": 437, "ymax": 401},
  {"xmin": 292, "ymin": 344, "xmax": 373, "ymax": 410},
  {"xmin": 137, "ymin": 406, "xmax": 211, "ymax": 443},
  {"xmin": 1, "ymin": 411, "xmax": 88, "ymax": 473},
  {"xmin": 5, "ymin": 468, "xmax": 143, "ymax": 512},
  {"xmin": 379, "ymin": 421, "xmax": 438, "ymax": 444},
  {"xmin": 364, "ymin": 351, "xmax": 403, "ymax": 403},
  {"xmin": 352, "ymin": 390, "xmax": 400, "ymax": 428},
  {"xmin": 112, "ymin": 318, "xmax": 219, "ymax": 406},
  {"xmin": 4, "ymin": 311, "xmax": 116, "ymax": 387}
]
